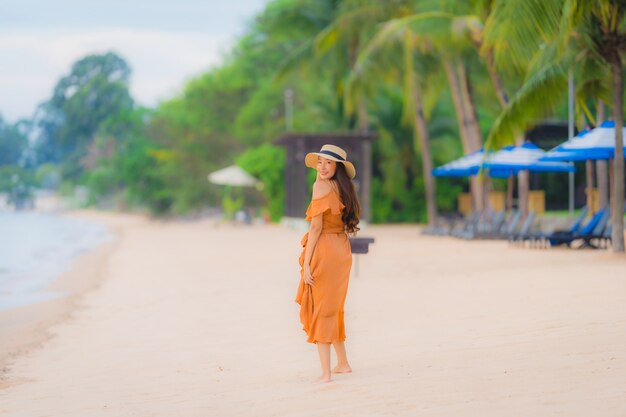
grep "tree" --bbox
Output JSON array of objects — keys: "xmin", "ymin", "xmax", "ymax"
[
  {"xmin": 0, "ymin": 116, "xmax": 28, "ymax": 166},
  {"xmin": 33, "ymin": 52, "xmax": 134, "ymax": 178},
  {"xmin": 348, "ymin": 12, "xmax": 444, "ymax": 227}
]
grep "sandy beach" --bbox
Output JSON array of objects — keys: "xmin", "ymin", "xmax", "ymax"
[{"xmin": 0, "ymin": 211, "xmax": 625, "ymax": 416}]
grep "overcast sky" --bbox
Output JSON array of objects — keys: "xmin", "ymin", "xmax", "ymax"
[{"xmin": 0, "ymin": 0, "xmax": 269, "ymax": 123}]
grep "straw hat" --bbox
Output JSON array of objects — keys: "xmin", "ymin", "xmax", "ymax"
[{"xmin": 305, "ymin": 144, "xmax": 356, "ymax": 179}]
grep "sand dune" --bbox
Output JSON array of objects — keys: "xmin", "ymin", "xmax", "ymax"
[{"xmin": 0, "ymin": 212, "xmax": 624, "ymax": 416}]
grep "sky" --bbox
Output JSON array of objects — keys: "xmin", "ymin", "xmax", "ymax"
[{"xmin": 0, "ymin": 0, "xmax": 269, "ymax": 123}]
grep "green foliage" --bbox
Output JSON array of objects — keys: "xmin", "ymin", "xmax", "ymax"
[
  {"xmin": 24, "ymin": 0, "xmax": 620, "ymax": 225},
  {"xmin": 222, "ymin": 194, "xmax": 244, "ymax": 220},
  {"xmin": 33, "ymin": 52, "xmax": 134, "ymax": 178},
  {"xmin": 0, "ymin": 117, "xmax": 28, "ymax": 166},
  {"xmin": 34, "ymin": 163, "xmax": 61, "ymax": 189},
  {"xmin": 0, "ymin": 165, "xmax": 36, "ymax": 208},
  {"xmin": 236, "ymin": 144, "xmax": 286, "ymax": 221},
  {"xmin": 83, "ymin": 112, "xmax": 185, "ymax": 214}
]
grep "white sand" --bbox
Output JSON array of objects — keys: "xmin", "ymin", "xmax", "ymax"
[{"xmin": 0, "ymin": 212, "xmax": 624, "ymax": 416}]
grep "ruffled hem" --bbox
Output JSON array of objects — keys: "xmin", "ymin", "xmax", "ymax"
[
  {"xmin": 304, "ymin": 331, "xmax": 346, "ymax": 344},
  {"xmin": 305, "ymin": 191, "xmax": 345, "ymax": 221}
]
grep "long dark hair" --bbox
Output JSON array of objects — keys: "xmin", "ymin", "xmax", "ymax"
[{"xmin": 333, "ymin": 163, "xmax": 360, "ymax": 235}]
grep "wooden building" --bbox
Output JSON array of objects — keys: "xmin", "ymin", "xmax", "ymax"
[{"xmin": 275, "ymin": 132, "xmax": 376, "ymax": 221}]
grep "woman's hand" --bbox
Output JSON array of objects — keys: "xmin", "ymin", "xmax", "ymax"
[{"xmin": 303, "ymin": 265, "xmax": 315, "ymax": 286}]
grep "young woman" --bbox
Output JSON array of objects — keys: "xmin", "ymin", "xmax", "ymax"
[{"xmin": 295, "ymin": 144, "xmax": 361, "ymax": 383}]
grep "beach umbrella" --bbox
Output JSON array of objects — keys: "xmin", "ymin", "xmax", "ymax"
[
  {"xmin": 433, "ymin": 145, "xmax": 574, "ymax": 178},
  {"xmin": 484, "ymin": 143, "xmax": 575, "ymax": 174},
  {"xmin": 484, "ymin": 143, "xmax": 575, "ymax": 214},
  {"xmin": 432, "ymin": 149, "xmax": 490, "ymax": 177},
  {"xmin": 433, "ymin": 145, "xmax": 574, "ymax": 214},
  {"xmin": 540, "ymin": 130, "xmax": 594, "ymax": 162},
  {"xmin": 540, "ymin": 121, "xmax": 626, "ymax": 161},
  {"xmin": 207, "ymin": 165, "xmax": 261, "ymax": 187}
]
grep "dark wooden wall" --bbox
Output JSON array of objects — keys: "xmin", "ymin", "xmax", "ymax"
[{"xmin": 275, "ymin": 133, "xmax": 375, "ymax": 221}]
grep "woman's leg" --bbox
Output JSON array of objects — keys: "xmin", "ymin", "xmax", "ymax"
[
  {"xmin": 332, "ymin": 341, "xmax": 352, "ymax": 373},
  {"xmin": 316, "ymin": 343, "xmax": 332, "ymax": 382}
]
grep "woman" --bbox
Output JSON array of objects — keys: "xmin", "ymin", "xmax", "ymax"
[{"xmin": 295, "ymin": 144, "xmax": 361, "ymax": 383}]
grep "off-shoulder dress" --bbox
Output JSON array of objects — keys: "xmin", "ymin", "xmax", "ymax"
[{"xmin": 295, "ymin": 188, "xmax": 352, "ymax": 344}]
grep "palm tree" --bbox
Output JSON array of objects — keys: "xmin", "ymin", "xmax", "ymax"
[
  {"xmin": 347, "ymin": 17, "xmax": 443, "ymax": 226},
  {"xmin": 272, "ymin": 0, "xmax": 403, "ymax": 131},
  {"xmin": 483, "ymin": 0, "xmax": 625, "ymax": 253},
  {"xmin": 351, "ymin": 2, "xmax": 527, "ymax": 221}
]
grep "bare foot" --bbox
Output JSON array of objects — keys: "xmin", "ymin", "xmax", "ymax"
[
  {"xmin": 332, "ymin": 364, "xmax": 352, "ymax": 374},
  {"xmin": 317, "ymin": 373, "xmax": 332, "ymax": 383}
]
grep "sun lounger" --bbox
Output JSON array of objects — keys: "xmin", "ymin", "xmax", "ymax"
[
  {"xmin": 516, "ymin": 206, "xmax": 589, "ymax": 248},
  {"xmin": 421, "ymin": 212, "xmax": 462, "ymax": 236},
  {"xmin": 495, "ymin": 210, "xmax": 521, "ymax": 239},
  {"xmin": 544, "ymin": 207, "xmax": 608, "ymax": 248},
  {"xmin": 450, "ymin": 211, "xmax": 480, "ymax": 239},
  {"xmin": 474, "ymin": 210, "xmax": 507, "ymax": 239},
  {"xmin": 576, "ymin": 209, "xmax": 612, "ymax": 248},
  {"xmin": 509, "ymin": 211, "xmax": 536, "ymax": 244}
]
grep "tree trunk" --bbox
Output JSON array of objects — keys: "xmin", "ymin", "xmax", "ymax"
[
  {"xmin": 506, "ymin": 176, "xmax": 514, "ymax": 212},
  {"xmin": 597, "ymin": 160, "xmax": 609, "ymax": 208},
  {"xmin": 443, "ymin": 58, "xmax": 482, "ymax": 212},
  {"xmin": 357, "ymin": 99, "xmax": 369, "ymax": 133},
  {"xmin": 518, "ymin": 170, "xmax": 530, "ymax": 220},
  {"xmin": 457, "ymin": 61, "xmax": 483, "ymax": 152},
  {"xmin": 484, "ymin": 49, "xmax": 509, "ymax": 108},
  {"xmin": 412, "ymin": 80, "xmax": 437, "ymax": 228},
  {"xmin": 586, "ymin": 160, "xmax": 595, "ymax": 213},
  {"xmin": 458, "ymin": 61, "xmax": 490, "ymax": 213},
  {"xmin": 596, "ymin": 100, "xmax": 610, "ymax": 208},
  {"xmin": 610, "ymin": 60, "xmax": 625, "ymax": 253},
  {"xmin": 443, "ymin": 58, "xmax": 472, "ymax": 153},
  {"xmin": 482, "ymin": 46, "xmax": 532, "ymax": 219},
  {"xmin": 515, "ymin": 135, "xmax": 530, "ymax": 220}
]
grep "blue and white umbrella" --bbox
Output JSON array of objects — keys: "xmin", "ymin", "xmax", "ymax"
[
  {"xmin": 433, "ymin": 144, "xmax": 575, "ymax": 178},
  {"xmin": 540, "ymin": 129, "xmax": 593, "ymax": 162},
  {"xmin": 485, "ymin": 143, "xmax": 575, "ymax": 175},
  {"xmin": 432, "ymin": 149, "xmax": 490, "ymax": 177},
  {"xmin": 541, "ymin": 121, "xmax": 626, "ymax": 161}
]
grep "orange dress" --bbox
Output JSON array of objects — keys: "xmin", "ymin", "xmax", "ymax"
[{"xmin": 295, "ymin": 189, "xmax": 352, "ymax": 344}]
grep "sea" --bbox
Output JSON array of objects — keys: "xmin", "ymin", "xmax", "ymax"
[{"xmin": 0, "ymin": 210, "xmax": 111, "ymax": 311}]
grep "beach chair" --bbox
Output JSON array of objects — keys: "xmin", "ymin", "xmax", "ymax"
[
  {"xmin": 474, "ymin": 210, "xmax": 506, "ymax": 239},
  {"xmin": 496, "ymin": 210, "xmax": 521, "ymax": 240},
  {"xmin": 598, "ymin": 223, "xmax": 613, "ymax": 248},
  {"xmin": 517, "ymin": 206, "xmax": 588, "ymax": 248},
  {"xmin": 544, "ymin": 207, "xmax": 607, "ymax": 248},
  {"xmin": 576, "ymin": 209, "xmax": 612, "ymax": 249},
  {"xmin": 517, "ymin": 206, "xmax": 589, "ymax": 248},
  {"xmin": 421, "ymin": 212, "xmax": 461, "ymax": 236},
  {"xmin": 509, "ymin": 211, "xmax": 536, "ymax": 244},
  {"xmin": 451, "ymin": 211, "xmax": 480, "ymax": 239},
  {"xmin": 349, "ymin": 237, "xmax": 375, "ymax": 277},
  {"xmin": 456, "ymin": 210, "xmax": 499, "ymax": 240}
]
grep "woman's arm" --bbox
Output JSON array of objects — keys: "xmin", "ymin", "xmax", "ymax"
[
  {"xmin": 302, "ymin": 213, "xmax": 322, "ymax": 286},
  {"xmin": 302, "ymin": 181, "xmax": 331, "ymax": 286}
]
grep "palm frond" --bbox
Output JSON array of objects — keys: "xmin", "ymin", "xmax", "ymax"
[
  {"xmin": 273, "ymin": 39, "xmax": 316, "ymax": 83},
  {"xmin": 401, "ymin": 31, "xmax": 416, "ymax": 128},
  {"xmin": 576, "ymin": 96, "xmax": 595, "ymax": 126},
  {"xmin": 353, "ymin": 11, "xmax": 452, "ymax": 74},
  {"xmin": 486, "ymin": 55, "xmax": 570, "ymax": 149},
  {"xmin": 315, "ymin": 24, "xmax": 341, "ymax": 57},
  {"xmin": 483, "ymin": 0, "xmax": 562, "ymax": 73},
  {"xmin": 313, "ymin": 5, "xmax": 387, "ymax": 57}
]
